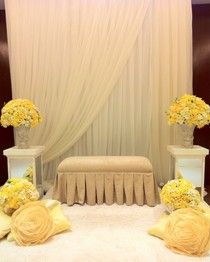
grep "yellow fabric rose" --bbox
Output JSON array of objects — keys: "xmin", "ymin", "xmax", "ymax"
[
  {"xmin": 11, "ymin": 201, "xmax": 54, "ymax": 246},
  {"xmin": 164, "ymin": 208, "xmax": 210, "ymax": 256}
]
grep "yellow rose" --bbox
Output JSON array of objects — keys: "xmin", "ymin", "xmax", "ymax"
[
  {"xmin": 164, "ymin": 208, "xmax": 210, "ymax": 256},
  {"xmin": 11, "ymin": 201, "xmax": 54, "ymax": 246}
]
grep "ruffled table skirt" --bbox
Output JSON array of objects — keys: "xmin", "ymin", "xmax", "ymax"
[{"xmin": 53, "ymin": 156, "xmax": 159, "ymax": 206}]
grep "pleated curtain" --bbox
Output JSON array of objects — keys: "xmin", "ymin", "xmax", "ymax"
[{"xmin": 5, "ymin": 0, "xmax": 192, "ymax": 185}]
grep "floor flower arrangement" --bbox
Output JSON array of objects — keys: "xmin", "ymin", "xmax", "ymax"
[
  {"xmin": 0, "ymin": 178, "xmax": 70, "ymax": 246},
  {"xmin": 148, "ymin": 173, "xmax": 210, "ymax": 256}
]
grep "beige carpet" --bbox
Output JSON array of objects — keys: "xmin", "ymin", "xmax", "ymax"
[{"xmin": 0, "ymin": 203, "xmax": 209, "ymax": 262}]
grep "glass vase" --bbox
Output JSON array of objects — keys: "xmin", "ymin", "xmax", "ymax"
[
  {"xmin": 180, "ymin": 124, "xmax": 195, "ymax": 148},
  {"xmin": 15, "ymin": 126, "xmax": 30, "ymax": 149}
]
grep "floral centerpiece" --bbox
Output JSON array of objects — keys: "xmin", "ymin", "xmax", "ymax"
[
  {"xmin": 160, "ymin": 173, "xmax": 201, "ymax": 213},
  {"xmin": 23, "ymin": 165, "xmax": 33, "ymax": 183},
  {"xmin": 0, "ymin": 99, "xmax": 42, "ymax": 148},
  {"xmin": 0, "ymin": 99, "xmax": 42, "ymax": 128},
  {"xmin": 0, "ymin": 178, "xmax": 39, "ymax": 215},
  {"xmin": 166, "ymin": 94, "xmax": 210, "ymax": 147}
]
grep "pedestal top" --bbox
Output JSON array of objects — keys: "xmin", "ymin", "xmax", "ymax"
[
  {"xmin": 167, "ymin": 145, "xmax": 209, "ymax": 156},
  {"xmin": 3, "ymin": 146, "xmax": 45, "ymax": 157}
]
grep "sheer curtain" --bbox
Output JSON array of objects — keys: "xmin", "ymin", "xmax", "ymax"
[
  {"xmin": 149, "ymin": 0, "xmax": 192, "ymax": 183},
  {"xmin": 5, "ymin": 0, "xmax": 192, "ymax": 185},
  {"xmin": 5, "ymin": 0, "xmax": 150, "ymax": 161}
]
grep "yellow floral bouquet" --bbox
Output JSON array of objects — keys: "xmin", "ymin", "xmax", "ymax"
[
  {"xmin": 0, "ymin": 99, "xmax": 42, "ymax": 128},
  {"xmin": 160, "ymin": 174, "xmax": 201, "ymax": 212},
  {"xmin": 166, "ymin": 94, "xmax": 210, "ymax": 128},
  {"xmin": 0, "ymin": 178, "xmax": 39, "ymax": 215}
]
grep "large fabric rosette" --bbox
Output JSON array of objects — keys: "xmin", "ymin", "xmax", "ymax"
[
  {"xmin": 10, "ymin": 201, "xmax": 54, "ymax": 245},
  {"xmin": 164, "ymin": 208, "xmax": 210, "ymax": 256},
  {"xmin": 148, "ymin": 207, "xmax": 210, "ymax": 256}
]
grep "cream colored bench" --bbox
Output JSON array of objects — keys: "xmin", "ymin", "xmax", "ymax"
[{"xmin": 52, "ymin": 156, "xmax": 158, "ymax": 206}]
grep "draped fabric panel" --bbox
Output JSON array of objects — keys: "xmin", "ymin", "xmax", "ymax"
[
  {"xmin": 149, "ymin": 0, "xmax": 192, "ymax": 182},
  {"xmin": 5, "ymin": 0, "xmax": 150, "ymax": 162},
  {"xmin": 44, "ymin": 0, "xmax": 192, "ymax": 184},
  {"xmin": 5, "ymin": 0, "xmax": 192, "ymax": 185}
]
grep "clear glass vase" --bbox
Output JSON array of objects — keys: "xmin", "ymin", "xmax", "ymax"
[
  {"xmin": 180, "ymin": 124, "xmax": 195, "ymax": 148},
  {"xmin": 15, "ymin": 126, "xmax": 30, "ymax": 149}
]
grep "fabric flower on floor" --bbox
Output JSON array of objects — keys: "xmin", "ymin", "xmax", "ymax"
[
  {"xmin": 164, "ymin": 208, "xmax": 210, "ymax": 256},
  {"xmin": 7, "ymin": 199, "xmax": 71, "ymax": 245},
  {"xmin": 11, "ymin": 201, "xmax": 54, "ymax": 245},
  {"xmin": 148, "ymin": 207, "xmax": 210, "ymax": 256}
]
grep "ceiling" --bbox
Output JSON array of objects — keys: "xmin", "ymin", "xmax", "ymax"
[{"xmin": 0, "ymin": 0, "xmax": 210, "ymax": 10}]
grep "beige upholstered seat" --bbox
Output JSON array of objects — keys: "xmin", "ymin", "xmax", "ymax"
[
  {"xmin": 58, "ymin": 156, "xmax": 152, "ymax": 173},
  {"xmin": 53, "ymin": 156, "xmax": 159, "ymax": 206}
]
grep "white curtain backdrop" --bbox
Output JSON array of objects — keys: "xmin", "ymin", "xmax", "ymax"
[
  {"xmin": 5, "ymin": 0, "xmax": 192, "ymax": 185},
  {"xmin": 5, "ymin": 0, "xmax": 150, "ymax": 160}
]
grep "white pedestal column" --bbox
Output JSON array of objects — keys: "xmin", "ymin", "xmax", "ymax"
[
  {"xmin": 167, "ymin": 145, "xmax": 209, "ymax": 199},
  {"xmin": 3, "ymin": 146, "xmax": 45, "ymax": 197}
]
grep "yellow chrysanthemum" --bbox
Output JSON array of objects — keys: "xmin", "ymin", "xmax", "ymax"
[
  {"xmin": 0, "ymin": 178, "xmax": 39, "ymax": 215},
  {"xmin": 166, "ymin": 94, "xmax": 210, "ymax": 128},
  {"xmin": 0, "ymin": 99, "xmax": 42, "ymax": 128},
  {"xmin": 23, "ymin": 165, "xmax": 33, "ymax": 183},
  {"xmin": 160, "ymin": 174, "xmax": 201, "ymax": 212}
]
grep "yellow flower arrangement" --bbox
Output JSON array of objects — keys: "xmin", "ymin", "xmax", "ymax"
[
  {"xmin": 0, "ymin": 178, "xmax": 39, "ymax": 215},
  {"xmin": 160, "ymin": 174, "xmax": 201, "ymax": 212},
  {"xmin": 0, "ymin": 99, "xmax": 42, "ymax": 128},
  {"xmin": 23, "ymin": 165, "xmax": 33, "ymax": 183},
  {"xmin": 166, "ymin": 94, "xmax": 210, "ymax": 128}
]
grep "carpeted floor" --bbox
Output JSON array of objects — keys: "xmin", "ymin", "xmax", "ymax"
[{"xmin": 0, "ymin": 202, "xmax": 209, "ymax": 262}]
